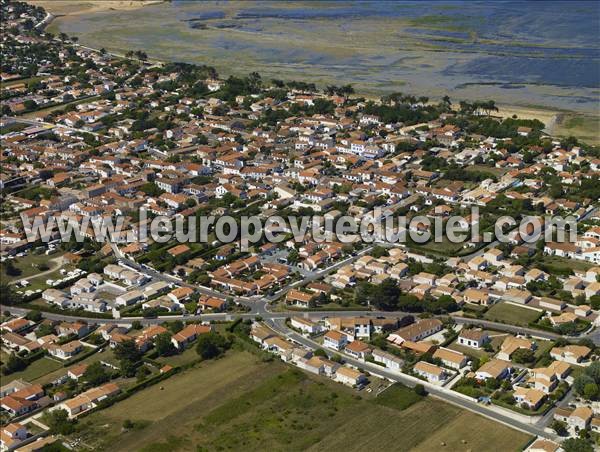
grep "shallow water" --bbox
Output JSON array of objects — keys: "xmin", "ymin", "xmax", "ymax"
[{"xmin": 51, "ymin": 0, "xmax": 600, "ymax": 113}]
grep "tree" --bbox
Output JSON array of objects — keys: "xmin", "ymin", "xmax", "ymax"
[
  {"xmin": 83, "ymin": 362, "xmax": 110, "ymax": 386},
  {"xmin": 373, "ymin": 278, "xmax": 401, "ymax": 310},
  {"xmin": 511, "ymin": 348, "xmax": 535, "ymax": 364},
  {"xmin": 485, "ymin": 378, "xmax": 500, "ymax": 390},
  {"xmin": 583, "ymin": 382, "xmax": 599, "ymax": 400},
  {"xmin": 2, "ymin": 353, "xmax": 26, "ymax": 375},
  {"xmin": 330, "ymin": 353, "xmax": 343, "ymax": 363},
  {"xmin": 140, "ymin": 182, "xmax": 164, "ymax": 197},
  {"xmin": 35, "ymin": 323, "xmax": 55, "ymax": 338},
  {"xmin": 4, "ymin": 261, "xmax": 21, "ymax": 277},
  {"xmin": 25, "ymin": 310, "xmax": 42, "ymax": 322},
  {"xmin": 154, "ymin": 332, "xmax": 176, "ymax": 357},
  {"xmin": 590, "ymin": 295, "xmax": 600, "ymax": 311},
  {"xmin": 114, "ymin": 340, "xmax": 142, "ymax": 377},
  {"xmin": 287, "ymin": 249, "xmax": 300, "ymax": 265},
  {"xmin": 562, "ymin": 438, "xmax": 593, "ymax": 452},
  {"xmin": 574, "ymin": 374, "xmax": 595, "ymax": 397},
  {"xmin": 167, "ymin": 320, "xmax": 184, "ymax": 334},
  {"xmin": 136, "ymin": 366, "xmax": 151, "ymax": 382},
  {"xmin": 551, "ymin": 420, "xmax": 568, "ymax": 436},
  {"xmin": 414, "ymin": 384, "xmax": 427, "ymax": 396},
  {"xmin": 370, "ymin": 246, "xmax": 388, "ymax": 258},
  {"xmin": 585, "ymin": 361, "xmax": 600, "ymax": 382},
  {"xmin": 24, "ymin": 99, "xmax": 37, "ymax": 111},
  {"xmin": 574, "ymin": 362, "xmax": 600, "ymax": 400},
  {"xmin": 44, "ymin": 409, "xmax": 76, "ymax": 435},
  {"xmin": 123, "ymin": 419, "xmax": 134, "ymax": 429},
  {"xmin": 196, "ymin": 332, "xmax": 230, "ymax": 360}
]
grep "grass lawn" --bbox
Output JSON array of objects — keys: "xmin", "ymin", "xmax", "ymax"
[
  {"xmin": 70, "ymin": 350, "xmax": 532, "ymax": 451},
  {"xmin": 447, "ymin": 341, "xmax": 491, "ymax": 359},
  {"xmin": 0, "ymin": 122, "xmax": 29, "ymax": 134},
  {"xmin": 533, "ymin": 339, "xmax": 555, "ymax": 360},
  {"xmin": 309, "ymin": 397, "xmax": 530, "ymax": 451},
  {"xmin": 539, "ymin": 255, "xmax": 594, "ymax": 273},
  {"xmin": 484, "ymin": 302, "xmax": 542, "ymax": 327},
  {"xmin": 465, "ymin": 164, "xmax": 508, "ymax": 177},
  {"xmin": 1, "ymin": 76, "xmax": 45, "ymax": 88},
  {"xmin": 19, "ymin": 269, "xmax": 66, "ymax": 292},
  {"xmin": 373, "ymin": 383, "xmax": 423, "ymax": 410},
  {"xmin": 3, "ymin": 357, "xmax": 63, "ymax": 383},
  {"xmin": 407, "ymin": 236, "xmax": 465, "ymax": 257},
  {"xmin": 155, "ymin": 346, "xmax": 201, "ymax": 367},
  {"xmin": 1, "ymin": 253, "xmax": 64, "ymax": 283},
  {"xmin": 554, "ymin": 112, "xmax": 600, "ymax": 145},
  {"xmin": 462, "ymin": 303, "xmax": 488, "ymax": 314}
]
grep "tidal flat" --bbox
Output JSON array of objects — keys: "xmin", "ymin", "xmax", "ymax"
[{"xmin": 45, "ymin": 1, "xmax": 599, "ymax": 139}]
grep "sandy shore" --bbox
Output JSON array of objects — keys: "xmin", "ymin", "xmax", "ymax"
[
  {"xmin": 28, "ymin": 1, "xmax": 164, "ymax": 16},
  {"xmin": 495, "ymin": 104, "xmax": 558, "ymax": 125}
]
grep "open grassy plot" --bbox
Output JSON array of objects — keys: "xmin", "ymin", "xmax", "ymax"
[
  {"xmin": 533, "ymin": 339, "xmax": 556, "ymax": 360},
  {"xmin": 466, "ymin": 164, "xmax": 509, "ymax": 177},
  {"xmin": 70, "ymin": 350, "xmax": 532, "ymax": 451},
  {"xmin": 484, "ymin": 302, "xmax": 542, "ymax": 326},
  {"xmin": 407, "ymin": 237, "xmax": 465, "ymax": 257},
  {"xmin": 2, "ymin": 356, "xmax": 63, "ymax": 383},
  {"xmin": 72, "ymin": 351, "xmax": 284, "ymax": 450},
  {"xmin": 373, "ymin": 383, "xmax": 423, "ymax": 410},
  {"xmin": 1, "ymin": 253, "xmax": 64, "ymax": 283},
  {"xmin": 554, "ymin": 112, "xmax": 600, "ymax": 145},
  {"xmin": 1, "ymin": 76, "xmax": 46, "ymax": 89},
  {"xmin": 155, "ymin": 345, "xmax": 201, "ymax": 367},
  {"xmin": 410, "ymin": 403, "xmax": 532, "ymax": 452},
  {"xmin": 447, "ymin": 341, "xmax": 491, "ymax": 359},
  {"xmin": 539, "ymin": 255, "xmax": 594, "ymax": 274},
  {"xmin": 308, "ymin": 397, "xmax": 531, "ymax": 451}
]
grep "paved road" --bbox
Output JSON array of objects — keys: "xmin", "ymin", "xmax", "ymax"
[
  {"xmin": 0, "ymin": 303, "xmax": 406, "ymax": 326},
  {"xmin": 451, "ymin": 316, "xmax": 562, "ymax": 341},
  {"xmin": 266, "ymin": 318, "xmax": 554, "ymax": 439},
  {"xmin": 11, "ymin": 116, "xmax": 104, "ymax": 137}
]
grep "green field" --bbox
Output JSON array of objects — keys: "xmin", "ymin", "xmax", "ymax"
[
  {"xmin": 2, "ymin": 356, "xmax": 63, "ymax": 383},
  {"xmin": 70, "ymin": 350, "xmax": 532, "ymax": 451},
  {"xmin": 373, "ymin": 383, "xmax": 423, "ymax": 410},
  {"xmin": 155, "ymin": 345, "xmax": 201, "ymax": 367},
  {"xmin": 448, "ymin": 341, "xmax": 491, "ymax": 359},
  {"xmin": 1, "ymin": 253, "xmax": 63, "ymax": 283},
  {"xmin": 554, "ymin": 112, "xmax": 600, "ymax": 145},
  {"xmin": 465, "ymin": 164, "xmax": 509, "ymax": 177},
  {"xmin": 484, "ymin": 302, "xmax": 542, "ymax": 326},
  {"xmin": 539, "ymin": 255, "xmax": 595, "ymax": 274}
]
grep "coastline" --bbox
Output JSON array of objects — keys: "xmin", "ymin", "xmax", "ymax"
[
  {"xmin": 28, "ymin": 0, "xmax": 165, "ymax": 17},
  {"xmin": 27, "ymin": 1, "xmax": 598, "ymax": 144}
]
